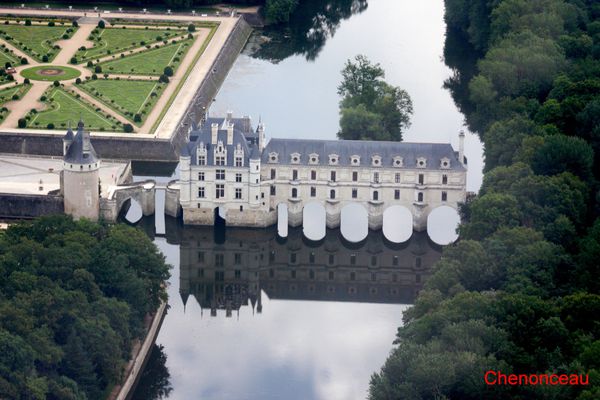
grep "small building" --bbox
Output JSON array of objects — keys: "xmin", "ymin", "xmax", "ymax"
[{"xmin": 178, "ymin": 112, "xmax": 467, "ymax": 231}]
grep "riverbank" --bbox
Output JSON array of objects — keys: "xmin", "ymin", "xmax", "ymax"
[{"xmin": 108, "ymin": 300, "xmax": 168, "ymax": 400}]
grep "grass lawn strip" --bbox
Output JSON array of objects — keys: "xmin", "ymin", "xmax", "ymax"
[
  {"xmin": 98, "ymin": 39, "xmax": 191, "ymax": 76},
  {"xmin": 20, "ymin": 66, "xmax": 81, "ymax": 82},
  {"xmin": 29, "ymin": 88, "xmax": 118, "ymax": 130},
  {"xmin": 0, "ymin": 46, "xmax": 18, "ymax": 65},
  {"xmin": 0, "ymin": 83, "xmax": 31, "ymax": 122},
  {"xmin": 0, "ymin": 23, "xmax": 77, "ymax": 62},
  {"xmin": 150, "ymin": 25, "xmax": 217, "ymax": 133},
  {"xmin": 80, "ymin": 26, "xmax": 187, "ymax": 62},
  {"xmin": 78, "ymin": 79, "xmax": 165, "ymax": 125}
]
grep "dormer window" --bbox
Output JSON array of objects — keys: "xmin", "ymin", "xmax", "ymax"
[
  {"xmin": 416, "ymin": 157, "xmax": 427, "ymax": 168},
  {"xmin": 290, "ymin": 152, "xmax": 301, "ymax": 164},
  {"xmin": 371, "ymin": 155, "xmax": 382, "ymax": 167},
  {"xmin": 393, "ymin": 156, "xmax": 403, "ymax": 167},
  {"xmin": 328, "ymin": 154, "xmax": 339, "ymax": 165},
  {"xmin": 440, "ymin": 157, "xmax": 451, "ymax": 169},
  {"xmin": 309, "ymin": 153, "xmax": 319, "ymax": 165},
  {"xmin": 268, "ymin": 152, "xmax": 279, "ymax": 163},
  {"xmin": 350, "ymin": 155, "xmax": 360, "ymax": 166}
]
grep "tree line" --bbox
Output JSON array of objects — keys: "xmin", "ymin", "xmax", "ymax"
[
  {"xmin": 0, "ymin": 216, "xmax": 170, "ymax": 399},
  {"xmin": 369, "ymin": 0, "xmax": 600, "ymax": 398}
]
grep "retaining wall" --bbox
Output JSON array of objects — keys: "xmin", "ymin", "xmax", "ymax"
[{"xmin": 0, "ymin": 193, "xmax": 63, "ymax": 219}]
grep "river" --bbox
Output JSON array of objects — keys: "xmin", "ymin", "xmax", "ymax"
[{"xmin": 132, "ymin": 0, "xmax": 483, "ymax": 399}]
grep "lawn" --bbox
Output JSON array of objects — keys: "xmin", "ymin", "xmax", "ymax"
[
  {"xmin": 0, "ymin": 23, "xmax": 76, "ymax": 62},
  {"xmin": 79, "ymin": 26, "xmax": 187, "ymax": 62},
  {"xmin": 28, "ymin": 88, "xmax": 120, "ymax": 131},
  {"xmin": 78, "ymin": 78, "xmax": 166, "ymax": 125},
  {"xmin": 21, "ymin": 65, "xmax": 81, "ymax": 82},
  {"xmin": 98, "ymin": 39, "xmax": 192, "ymax": 75},
  {"xmin": 0, "ymin": 47, "xmax": 18, "ymax": 65},
  {"xmin": 0, "ymin": 83, "xmax": 30, "ymax": 104}
]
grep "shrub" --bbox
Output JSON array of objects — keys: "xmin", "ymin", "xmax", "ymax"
[
  {"xmin": 11, "ymin": 94, "xmax": 18, "ymax": 100},
  {"xmin": 134, "ymin": 113, "xmax": 142, "ymax": 123},
  {"xmin": 47, "ymin": 123, "xmax": 55, "ymax": 129},
  {"xmin": 69, "ymin": 56, "xmax": 77, "ymax": 64},
  {"xmin": 48, "ymin": 21, "xmax": 55, "ymax": 27},
  {"xmin": 78, "ymin": 46, "xmax": 85, "ymax": 51},
  {"xmin": 123, "ymin": 123, "xmax": 134, "ymax": 133},
  {"xmin": 103, "ymin": 73, "xmax": 108, "ymax": 79},
  {"xmin": 42, "ymin": 54, "xmax": 49, "ymax": 62},
  {"xmin": 164, "ymin": 66, "xmax": 173, "ymax": 77},
  {"xmin": 62, "ymin": 33, "xmax": 68, "ymax": 39},
  {"xmin": 94, "ymin": 65, "xmax": 102, "ymax": 73},
  {"xmin": 40, "ymin": 95, "xmax": 47, "ymax": 101},
  {"xmin": 20, "ymin": 57, "xmax": 27, "ymax": 65},
  {"xmin": 92, "ymin": 74, "xmax": 98, "ymax": 80},
  {"xmin": 24, "ymin": 78, "xmax": 30, "ymax": 84},
  {"xmin": 18, "ymin": 118, "xmax": 26, "ymax": 128},
  {"xmin": 188, "ymin": 24, "xmax": 195, "ymax": 32},
  {"xmin": 25, "ymin": 19, "xmax": 31, "ymax": 26},
  {"xmin": 53, "ymin": 80, "xmax": 60, "ymax": 87},
  {"xmin": 87, "ymin": 61, "xmax": 93, "ymax": 67},
  {"xmin": 72, "ymin": 20, "xmax": 78, "ymax": 27},
  {"xmin": 6, "ymin": 74, "xmax": 14, "ymax": 81},
  {"xmin": 158, "ymin": 74, "xmax": 169, "ymax": 83},
  {"xmin": 75, "ymin": 78, "xmax": 81, "ymax": 84},
  {"xmin": 188, "ymin": 33, "xmax": 193, "ymax": 40},
  {"xmin": 98, "ymin": 20, "xmax": 105, "ymax": 29}
]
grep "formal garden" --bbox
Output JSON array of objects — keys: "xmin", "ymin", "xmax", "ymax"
[{"xmin": 0, "ymin": 16, "xmax": 218, "ymax": 133}]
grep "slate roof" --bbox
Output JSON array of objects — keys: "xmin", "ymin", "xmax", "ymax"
[
  {"xmin": 262, "ymin": 139, "xmax": 466, "ymax": 171},
  {"xmin": 185, "ymin": 117, "xmax": 253, "ymax": 166},
  {"xmin": 63, "ymin": 121, "xmax": 98, "ymax": 164}
]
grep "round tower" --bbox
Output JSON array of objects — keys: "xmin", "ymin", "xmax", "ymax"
[{"xmin": 62, "ymin": 120, "xmax": 101, "ymax": 221}]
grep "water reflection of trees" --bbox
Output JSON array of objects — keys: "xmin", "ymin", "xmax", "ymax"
[
  {"xmin": 251, "ymin": 0, "xmax": 369, "ymax": 63},
  {"xmin": 131, "ymin": 344, "xmax": 173, "ymax": 400}
]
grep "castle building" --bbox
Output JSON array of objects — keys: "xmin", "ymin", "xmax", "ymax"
[
  {"xmin": 61, "ymin": 120, "xmax": 101, "ymax": 221},
  {"xmin": 179, "ymin": 112, "xmax": 467, "ymax": 230}
]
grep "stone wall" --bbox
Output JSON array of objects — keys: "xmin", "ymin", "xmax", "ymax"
[{"xmin": 0, "ymin": 193, "xmax": 63, "ymax": 219}]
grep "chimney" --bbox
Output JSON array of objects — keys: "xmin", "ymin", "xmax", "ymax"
[
  {"xmin": 458, "ymin": 130, "xmax": 465, "ymax": 166},
  {"xmin": 226, "ymin": 110, "xmax": 233, "ymax": 121},
  {"xmin": 211, "ymin": 123, "xmax": 219, "ymax": 144},
  {"xmin": 257, "ymin": 120, "xmax": 265, "ymax": 151},
  {"xmin": 82, "ymin": 130, "xmax": 91, "ymax": 154},
  {"xmin": 227, "ymin": 123, "xmax": 234, "ymax": 145}
]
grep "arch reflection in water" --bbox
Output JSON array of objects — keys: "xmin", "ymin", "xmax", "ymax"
[
  {"xmin": 427, "ymin": 205, "xmax": 460, "ymax": 245},
  {"xmin": 277, "ymin": 203, "xmax": 288, "ymax": 237},
  {"xmin": 382, "ymin": 205, "xmax": 413, "ymax": 243},
  {"xmin": 340, "ymin": 203, "xmax": 368, "ymax": 243},
  {"xmin": 176, "ymin": 225, "xmax": 443, "ymax": 316},
  {"xmin": 123, "ymin": 198, "xmax": 143, "ymax": 224},
  {"xmin": 302, "ymin": 202, "xmax": 326, "ymax": 241}
]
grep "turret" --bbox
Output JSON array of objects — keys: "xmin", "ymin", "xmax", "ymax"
[
  {"xmin": 257, "ymin": 118, "xmax": 265, "ymax": 151},
  {"xmin": 249, "ymin": 143, "xmax": 261, "ymax": 206},
  {"xmin": 227, "ymin": 122, "xmax": 234, "ymax": 145},
  {"xmin": 63, "ymin": 121, "xmax": 74, "ymax": 156},
  {"xmin": 458, "ymin": 130, "xmax": 466, "ymax": 166},
  {"xmin": 211, "ymin": 123, "xmax": 219, "ymax": 144}
]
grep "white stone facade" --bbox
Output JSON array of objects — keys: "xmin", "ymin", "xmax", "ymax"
[{"xmin": 179, "ymin": 114, "xmax": 467, "ymax": 231}]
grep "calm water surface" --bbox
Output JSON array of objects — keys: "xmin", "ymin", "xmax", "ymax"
[{"xmin": 133, "ymin": 0, "xmax": 483, "ymax": 398}]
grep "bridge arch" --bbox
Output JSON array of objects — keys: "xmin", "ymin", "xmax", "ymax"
[
  {"xmin": 382, "ymin": 205, "xmax": 413, "ymax": 243},
  {"xmin": 427, "ymin": 205, "xmax": 460, "ymax": 245},
  {"xmin": 302, "ymin": 202, "xmax": 326, "ymax": 241},
  {"xmin": 340, "ymin": 203, "xmax": 368, "ymax": 243}
]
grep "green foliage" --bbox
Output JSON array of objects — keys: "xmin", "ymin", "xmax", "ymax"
[
  {"xmin": 0, "ymin": 216, "xmax": 170, "ymax": 398},
  {"xmin": 337, "ymin": 55, "xmax": 413, "ymax": 141},
  {"xmin": 265, "ymin": 0, "xmax": 299, "ymax": 24}
]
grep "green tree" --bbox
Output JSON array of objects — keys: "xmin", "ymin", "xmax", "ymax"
[{"xmin": 531, "ymin": 134, "xmax": 594, "ymax": 180}]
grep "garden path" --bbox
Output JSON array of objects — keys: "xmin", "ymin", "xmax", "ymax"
[{"xmin": 2, "ymin": 81, "xmax": 50, "ymax": 128}]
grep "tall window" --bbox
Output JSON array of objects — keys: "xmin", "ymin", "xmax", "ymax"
[
  {"xmin": 292, "ymin": 188, "xmax": 298, "ymax": 198},
  {"xmin": 270, "ymin": 169, "xmax": 276, "ymax": 179},
  {"xmin": 441, "ymin": 191, "xmax": 447, "ymax": 201},
  {"xmin": 442, "ymin": 174, "xmax": 448, "ymax": 184},
  {"xmin": 198, "ymin": 155, "xmax": 206, "ymax": 165},
  {"xmin": 352, "ymin": 188, "xmax": 358, "ymax": 199},
  {"xmin": 418, "ymin": 192, "xmax": 423, "ymax": 202},
  {"xmin": 270, "ymin": 185, "xmax": 276, "ymax": 196},
  {"xmin": 235, "ymin": 188, "xmax": 242, "ymax": 199},
  {"xmin": 292, "ymin": 170, "xmax": 298, "ymax": 180},
  {"xmin": 395, "ymin": 173, "xmax": 401, "ymax": 183},
  {"xmin": 309, "ymin": 252, "xmax": 315, "ymax": 263},
  {"xmin": 198, "ymin": 187, "xmax": 205, "ymax": 198},
  {"xmin": 418, "ymin": 174, "xmax": 424, "ymax": 185},
  {"xmin": 352, "ymin": 171, "xmax": 358, "ymax": 181},
  {"xmin": 350, "ymin": 254, "xmax": 356, "ymax": 265},
  {"xmin": 311, "ymin": 170, "xmax": 316, "ymax": 180},
  {"xmin": 215, "ymin": 156, "xmax": 225, "ymax": 166},
  {"xmin": 215, "ymin": 253, "xmax": 224, "ymax": 267},
  {"xmin": 394, "ymin": 189, "xmax": 400, "ymax": 200},
  {"xmin": 310, "ymin": 187, "xmax": 316, "ymax": 197},
  {"xmin": 373, "ymin": 190, "xmax": 379, "ymax": 201},
  {"xmin": 290, "ymin": 253, "xmax": 297, "ymax": 263},
  {"xmin": 330, "ymin": 171, "xmax": 336, "ymax": 182},
  {"xmin": 373, "ymin": 172, "xmax": 379, "ymax": 183},
  {"xmin": 234, "ymin": 253, "xmax": 242, "ymax": 265},
  {"xmin": 216, "ymin": 169, "xmax": 225, "ymax": 180},
  {"xmin": 330, "ymin": 189, "xmax": 335, "ymax": 199},
  {"xmin": 216, "ymin": 184, "xmax": 224, "ymax": 199},
  {"xmin": 235, "ymin": 173, "xmax": 242, "ymax": 183},
  {"xmin": 198, "ymin": 172, "xmax": 205, "ymax": 181},
  {"xmin": 235, "ymin": 157, "xmax": 243, "ymax": 167}
]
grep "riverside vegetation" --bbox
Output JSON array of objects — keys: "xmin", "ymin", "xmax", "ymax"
[
  {"xmin": 0, "ymin": 216, "xmax": 170, "ymax": 399},
  {"xmin": 369, "ymin": 0, "xmax": 600, "ymax": 399}
]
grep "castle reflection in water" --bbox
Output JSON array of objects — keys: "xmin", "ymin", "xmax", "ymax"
[{"xmin": 146, "ymin": 216, "xmax": 444, "ymax": 318}]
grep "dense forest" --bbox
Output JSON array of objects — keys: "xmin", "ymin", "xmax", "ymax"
[
  {"xmin": 369, "ymin": 0, "xmax": 600, "ymax": 399},
  {"xmin": 0, "ymin": 216, "xmax": 170, "ymax": 400}
]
